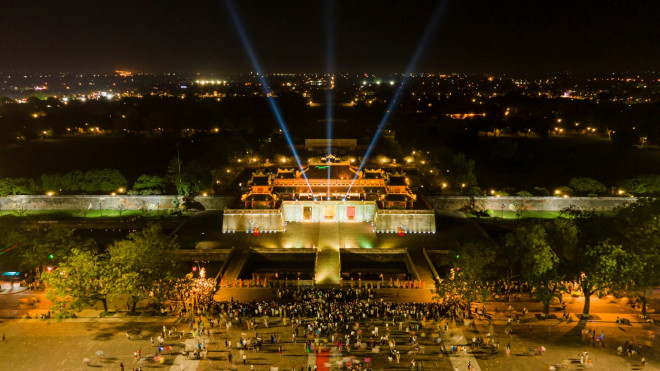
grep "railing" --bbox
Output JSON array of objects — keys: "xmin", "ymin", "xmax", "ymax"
[
  {"xmin": 273, "ymin": 179, "xmax": 386, "ymax": 187},
  {"xmin": 216, "ymin": 279, "xmax": 430, "ymax": 289},
  {"xmin": 223, "ymin": 208, "xmax": 282, "ymax": 214}
]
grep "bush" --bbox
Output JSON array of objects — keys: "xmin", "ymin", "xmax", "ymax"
[
  {"xmin": 0, "ymin": 177, "xmax": 39, "ymax": 196},
  {"xmin": 532, "ymin": 187, "xmax": 550, "ymax": 196},
  {"xmin": 568, "ymin": 177, "xmax": 606, "ymax": 195},
  {"xmin": 557, "ymin": 186, "xmax": 573, "ymax": 195},
  {"xmin": 618, "ymin": 175, "xmax": 660, "ymax": 195},
  {"xmin": 516, "ymin": 190, "xmax": 533, "ymax": 197}
]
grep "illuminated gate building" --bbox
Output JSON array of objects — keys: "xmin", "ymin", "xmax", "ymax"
[{"xmin": 222, "ymin": 155, "xmax": 435, "ymax": 234}]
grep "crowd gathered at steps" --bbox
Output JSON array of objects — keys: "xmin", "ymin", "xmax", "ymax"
[
  {"xmin": 160, "ymin": 287, "xmax": 488, "ymax": 369},
  {"xmin": 171, "ymin": 287, "xmax": 467, "ymax": 325}
]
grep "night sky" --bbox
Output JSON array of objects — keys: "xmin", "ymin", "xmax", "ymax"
[{"xmin": 0, "ymin": 0, "xmax": 658, "ymax": 74}]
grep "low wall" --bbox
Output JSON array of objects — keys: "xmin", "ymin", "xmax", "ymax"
[
  {"xmin": 0, "ymin": 195, "xmax": 234, "ymax": 211},
  {"xmin": 426, "ymin": 196, "xmax": 638, "ymax": 212},
  {"xmin": 222, "ymin": 208, "xmax": 285, "ymax": 232},
  {"xmin": 374, "ymin": 209, "xmax": 436, "ymax": 233}
]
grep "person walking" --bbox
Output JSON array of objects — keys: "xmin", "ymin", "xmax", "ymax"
[{"xmin": 242, "ymin": 353, "xmax": 247, "ymax": 365}]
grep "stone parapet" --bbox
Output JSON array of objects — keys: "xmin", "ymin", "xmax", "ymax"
[
  {"xmin": 0, "ymin": 195, "xmax": 234, "ymax": 211},
  {"xmin": 426, "ymin": 196, "xmax": 638, "ymax": 212}
]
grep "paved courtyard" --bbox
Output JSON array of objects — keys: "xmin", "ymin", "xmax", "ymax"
[{"xmin": 0, "ymin": 287, "xmax": 657, "ymax": 370}]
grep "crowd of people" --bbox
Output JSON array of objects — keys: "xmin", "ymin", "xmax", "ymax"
[
  {"xmin": 112, "ymin": 285, "xmax": 653, "ymax": 370},
  {"xmin": 159, "ymin": 287, "xmax": 490, "ymax": 369}
]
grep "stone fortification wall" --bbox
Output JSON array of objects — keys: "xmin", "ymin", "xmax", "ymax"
[
  {"xmin": 282, "ymin": 200, "xmax": 376, "ymax": 222},
  {"xmin": 195, "ymin": 196, "xmax": 234, "ymax": 210},
  {"xmin": 222, "ymin": 208, "xmax": 285, "ymax": 232},
  {"xmin": 425, "ymin": 196, "xmax": 638, "ymax": 212},
  {"xmin": 0, "ymin": 195, "xmax": 636, "ymax": 216},
  {"xmin": 0, "ymin": 195, "xmax": 233, "ymax": 211},
  {"xmin": 374, "ymin": 209, "xmax": 436, "ymax": 233}
]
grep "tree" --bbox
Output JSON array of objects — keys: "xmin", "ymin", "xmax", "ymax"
[
  {"xmin": 609, "ymin": 198, "xmax": 660, "ymax": 315},
  {"xmin": 435, "ymin": 241, "xmax": 494, "ymax": 317},
  {"xmin": 10, "ymin": 226, "xmax": 96, "ymax": 272},
  {"xmin": 447, "ymin": 153, "xmax": 478, "ymax": 190},
  {"xmin": 559, "ymin": 209, "xmax": 635, "ymax": 316},
  {"xmin": 41, "ymin": 249, "xmax": 119, "ymax": 317},
  {"xmin": 0, "ymin": 177, "xmax": 38, "ymax": 196},
  {"xmin": 574, "ymin": 241, "xmax": 629, "ymax": 316},
  {"xmin": 617, "ymin": 175, "xmax": 660, "ymax": 195},
  {"xmin": 167, "ymin": 159, "xmax": 211, "ymax": 196},
  {"xmin": 568, "ymin": 177, "xmax": 606, "ymax": 196},
  {"xmin": 506, "ymin": 224, "xmax": 560, "ymax": 314},
  {"xmin": 532, "ymin": 187, "xmax": 550, "ymax": 196},
  {"xmin": 81, "ymin": 169, "xmax": 127, "ymax": 193},
  {"xmin": 108, "ymin": 224, "xmax": 180, "ymax": 311},
  {"xmin": 130, "ymin": 174, "xmax": 167, "ymax": 195}
]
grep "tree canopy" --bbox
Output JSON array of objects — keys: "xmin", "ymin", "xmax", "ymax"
[
  {"xmin": 568, "ymin": 177, "xmax": 606, "ymax": 195},
  {"xmin": 41, "ymin": 248, "xmax": 119, "ymax": 317},
  {"xmin": 108, "ymin": 224, "xmax": 181, "ymax": 311}
]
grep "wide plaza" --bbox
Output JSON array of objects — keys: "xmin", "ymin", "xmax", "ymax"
[{"xmin": 0, "ymin": 285, "xmax": 656, "ymax": 371}]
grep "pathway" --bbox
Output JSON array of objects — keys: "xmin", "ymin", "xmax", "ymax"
[{"xmin": 315, "ymin": 223, "xmax": 341, "ymax": 285}]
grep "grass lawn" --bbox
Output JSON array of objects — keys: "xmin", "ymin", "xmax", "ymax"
[
  {"xmin": 465, "ymin": 209, "xmax": 615, "ymax": 220},
  {"xmin": 465, "ymin": 209, "xmax": 561, "ymax": 219},
  {"xmin": 0, "ymin": 209, "xmax": 177, "ymax": 219}
]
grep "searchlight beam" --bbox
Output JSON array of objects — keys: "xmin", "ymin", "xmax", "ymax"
[
  {"xmin": 345, "ymin": 0, "xmax": 450, "ymax": 198},
  {"xmin": 224, "ymin": 0, "xmax": 315, "ymax": 197}
]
